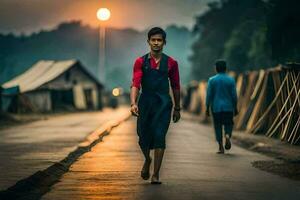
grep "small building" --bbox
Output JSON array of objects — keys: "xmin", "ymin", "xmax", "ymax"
[{"xmin": 1, "ymin": 60, "xmax": 103, "ymax": 112}]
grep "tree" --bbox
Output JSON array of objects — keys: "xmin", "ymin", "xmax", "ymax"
[
  {"xmin": 190, "ymin": 0, "xmax": 265, "ymax": 79},
  {"xmin": 190, "ymin": 0, "xmax": 300, "ymax": 79},
  {"xmin": 266, "ymin": 0, "xmax": 300, "ymax": 63}
]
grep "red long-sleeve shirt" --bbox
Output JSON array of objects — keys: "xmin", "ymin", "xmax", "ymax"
[{"xmin": 131, "ymin": 54, "xmax": 180, "ymax": 90}]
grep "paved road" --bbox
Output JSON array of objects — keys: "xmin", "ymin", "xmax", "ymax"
[
  {"xmin": 42, "ymin": 115, "xmax": 300, "ymax": 200},
  {"xmin": 0, "ymin": 107, "xmax": 129, "ymax": 191}
]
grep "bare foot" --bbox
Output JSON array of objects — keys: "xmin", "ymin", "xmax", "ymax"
[
  {"xmin": 151, "ymin": 175, "xmax": 162, "ymax": 184},
  {"xmin": 217, "ymin": 146, "xmax": 225, "ymax": 154},
  {"xmin": 141, "ymin": 158, "xmax": 151, "ymax": 180},
  {"xmin": 225, "ymin": 135, "xmax": 231, "ymax": 150}
]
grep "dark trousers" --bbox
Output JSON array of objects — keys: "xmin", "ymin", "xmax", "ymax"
[{"xmin": 212, "ymin": 112, "xmax": 234, "ymax": 143}]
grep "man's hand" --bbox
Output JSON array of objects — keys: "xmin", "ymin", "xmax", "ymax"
[
  {"xmin": 173, "ymin": 110, "xmax": 181, "ymax": 123},
  {"xmin": 131, "ymin": 104, "xmax": 139, "ymax": 117},
  {"xmin": 206, "ymin": 109, "xmax": 210, "ymax": 117}
]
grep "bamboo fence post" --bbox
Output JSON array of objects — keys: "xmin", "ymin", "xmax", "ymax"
[
  {"xmin": 289, "ymin": 115, "xmax": 300, "ymax": 143},
  {"xmin": 280, "ymin": 88, "xmax": 300, "ymax": 140},
  {"xmin": 246, "ymin": 71, "xmax": 268, "ymax": 131},
  {"xmin": 266, "ymin": 74, "xmax": 300, "ymax": 138},
  {"xmin": 250, "ymin": 72, "xmax": 289, "ymax": 133},
  {"xmin": 292, "ymin": 117, "xmax": 300, "ymax": 144}
]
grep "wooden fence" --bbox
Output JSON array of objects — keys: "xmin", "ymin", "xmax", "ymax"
[{"xmin": 183, "ymin": 65, "xmax": 300, "ymax": 145}]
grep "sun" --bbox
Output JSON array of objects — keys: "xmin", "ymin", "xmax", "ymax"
[{"xmin": 97, "ymin": 8, "xmax": 111, "ymax": 21}]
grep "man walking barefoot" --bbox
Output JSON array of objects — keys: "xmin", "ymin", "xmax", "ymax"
[
  {"xmin": 130, "ymin": 27, "xmax": 181, "ymax": 184},
  {"xmin": 206, "ymin": 60, "xmax": 238, "ymax": 154}
]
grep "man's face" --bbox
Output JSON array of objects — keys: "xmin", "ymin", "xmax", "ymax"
[{"xmin": 148, "ymin": 34, "xmax": 165, "ymax": 52}]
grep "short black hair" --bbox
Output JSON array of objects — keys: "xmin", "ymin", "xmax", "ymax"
[
  {"xmin": 148, "ymin": 27, "xmax": 166, "ymax": 42},
  {"xmin": 215, "ymin": 60, "xmax": 227, "ymax": 73}
]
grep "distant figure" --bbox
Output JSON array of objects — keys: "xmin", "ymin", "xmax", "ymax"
[
  {"xmin": 130, "ymin": 27, "xmax": 181, "ymax": 184},
  {"xmin": 206, "ymin": 60, "xmax": 238, "ymax": 154}
]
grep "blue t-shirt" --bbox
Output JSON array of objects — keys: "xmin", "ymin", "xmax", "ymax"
[{"xmin": 206, "ymin": 73, "xmax": 237, "ymax": 113}]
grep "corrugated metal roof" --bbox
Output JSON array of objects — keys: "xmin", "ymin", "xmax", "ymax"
[{"xmin": 2, "ymin": 60, "xmax": 78, "ymax": 93}]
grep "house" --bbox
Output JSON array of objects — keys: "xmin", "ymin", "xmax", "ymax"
[{"xmin": 1, "ymin": 60, "xmax": 103, "ymax": 112}]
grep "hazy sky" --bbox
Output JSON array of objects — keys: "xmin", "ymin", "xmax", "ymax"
[{"xmin": 0, "ymin": 0, "xmax": 216, "ymax": 34}]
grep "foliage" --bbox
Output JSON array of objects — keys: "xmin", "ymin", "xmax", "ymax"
[
  {"xmin": 0, "ymin": 22, "xmax": 192, "ymax": 90},
  {"xmin": 190, "ymin": 0, "xmax": 300, "ymax": 80}
]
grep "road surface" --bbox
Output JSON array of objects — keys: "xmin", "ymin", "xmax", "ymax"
[{"xmin": 42, "ymin": 115, "xmax": 300, "ymax": 200}]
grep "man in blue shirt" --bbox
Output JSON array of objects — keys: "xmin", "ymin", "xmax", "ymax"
[{"xmin": 206, "ymin": 60, "xmax": 238, "ymax": 154}]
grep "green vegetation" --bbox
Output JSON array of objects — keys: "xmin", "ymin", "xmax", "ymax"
[
  {"xmin": 190, "ymin": 0, "xmax": 300, "ymax": 80},
  {"xmin": 0, "ymin": 22, "xmax": 192, "ymax": 90}
]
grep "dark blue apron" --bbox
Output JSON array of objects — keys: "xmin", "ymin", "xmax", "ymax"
[{"xmin": 137, "ymin": 53, "xmax": 173, "ymax": 150}]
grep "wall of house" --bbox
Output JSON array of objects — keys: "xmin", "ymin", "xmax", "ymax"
[
  {"xmin": 40, "ymin": 65, "xmax": 101, "ymax": 110},
  {"xmin": 24, "ymin": 90, "xmax": 51, "ymax": 112}
]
